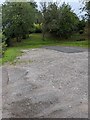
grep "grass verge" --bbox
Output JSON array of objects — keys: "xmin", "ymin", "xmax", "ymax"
[
  {"xmin": 0, "ymin": 33, "xmax": 88, "ymax": 65},
  {"xmin": 0, "ymin": 48, "xmax": 21, "ymax": 65}
]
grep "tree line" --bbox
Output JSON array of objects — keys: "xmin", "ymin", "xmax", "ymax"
[{"xmin": 2, "ymin": 1, "xmax": 90, "ymax": 46}]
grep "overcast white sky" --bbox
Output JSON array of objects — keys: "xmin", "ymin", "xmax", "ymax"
[{"xmin": 0, "ymin": 0, "xmax": 85, "ymax": 18}]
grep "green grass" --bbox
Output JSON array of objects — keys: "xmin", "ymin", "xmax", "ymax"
[
  {"xmin": 0, "ymin": 48, "xmax": 21, "ymax": 65},
  {"xmin": 0, "ymin": 33, "xmax": 88, "ymax": 65},
  {"xmin": 14, "ymin": 33, "xmax": 88, "ymax": 48}
]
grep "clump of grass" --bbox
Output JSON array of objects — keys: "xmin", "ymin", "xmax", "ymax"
[{"xmin": 1, "ymin": 47, "xmax": 22, "ymax": 65}]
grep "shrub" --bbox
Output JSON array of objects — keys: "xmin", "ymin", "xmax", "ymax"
[
  {"xmin": 0, "ymin": 42, "xmax": 7, "ymax": 58},
  {"xmin": 42, "ymin": 3, "xmax": 79, "ymax": 39}
]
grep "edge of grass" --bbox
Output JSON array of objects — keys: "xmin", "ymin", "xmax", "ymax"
[
  {"xmin": 0, "ymin": 47, "xmax": 22, "ymax": 65},
  {"xmin": 0, "ymin": 33, "xmax": 88, "ymax": 65}
]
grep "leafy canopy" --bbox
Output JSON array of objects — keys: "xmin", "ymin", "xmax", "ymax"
[
  {"xmin": 42, "ymin": 2, "xmax": 79, "ymax": 38},
  {"xmin": 2, "ymin": 2, "xmax": 36, "ymax": 45}
]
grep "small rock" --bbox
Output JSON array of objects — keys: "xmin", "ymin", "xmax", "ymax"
[
  {"xmin": 26, "ymin": 103, "xmax": 30, "ymax": 106},
  {"xmin": 50, "ymin": 101, "xmax": 53, "ymax": 104},
  {"xmin": 69, "ymin": 105, "xmax": 72, "ymax": 108}
]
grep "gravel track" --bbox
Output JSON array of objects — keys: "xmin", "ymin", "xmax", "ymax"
[{"xmin": 2, "ymin": 47, "xmax": 88, "ymax": 118}]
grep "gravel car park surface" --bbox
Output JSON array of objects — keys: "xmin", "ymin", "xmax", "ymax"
[{"xmin": 2, "ymin": 46, "xmax": 88, "ymax": 118}]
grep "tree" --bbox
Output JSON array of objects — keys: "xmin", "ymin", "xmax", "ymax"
[
  {"xmin": 85, "ymin": 1, "xmax": 90, "ymax": 38},
  {"xmin": 0, "ymin": 5, "xmax": 2, "ymax": 32},
  {"xmin": 41, "ymin": 2, "xmax": 79, "ymax": 39},
  {"xmin": 77, "ymin": 18, "xmax": 86, "ymax": 34},
  {"xmin": 35, "ymin": 11, "xmax": 43, "ymax": 24},
  {"xmin": 2, "ymin": 2, "xmax": 36, "ymax": 46},
  {"xmin": 84, "ymin": 1, "xmax": 90, "ymax": 21},
  {"xmin": 40, "ymin": 2, "xmax": 47, "ymax": 40}
]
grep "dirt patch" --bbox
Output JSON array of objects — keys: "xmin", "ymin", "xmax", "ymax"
[{"xmin": 2, "ymin": 47, "xmax": 88, "ymax": 118}]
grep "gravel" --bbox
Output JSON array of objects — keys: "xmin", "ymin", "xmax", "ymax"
[{"xmin": 2, "ymin": 47, "xmax": 88, "ymax": 118}]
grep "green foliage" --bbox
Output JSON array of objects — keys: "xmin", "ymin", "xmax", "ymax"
[
  {"xmin": 33, "ymin": 23, "xmax": 42, "ymax": 33},
  {"xmin": 85, "ymin": 1, "xmax": 90, "ymax": 21},
  {"xmin": 0, "ymin": 33, "xmax": 7, "ymax": 58},
  {"xmin": 41, "ymin": 2, "xmax": 79, "ymax": 39},
  {"xmin": 85, "ymin": 1, "xmax": 90, "ymax": 38},
  {"xmin": 35, "ymin": 11, "xmax": 43, "ymax": 24},
  {"xmin": 1, "ymin": 47, "xmax": 21, "ymax": 64},
  {"xmin": 2, "ymin": 2, "xmax": 36, "ymax": 46},
  {"xmin": 0, "ymin": 42, "xmax": 7, "ymax": 58},
  {"xmin": 82, "ymin": 1, "xmax": 90, "ymax": 33},
  {"xmin": 0, "ymin": 33, "xmax": 88, "ymax": 65},
  {"xmin": 77, "ymin": 19, "xmax": 86, "ymax": 34}
]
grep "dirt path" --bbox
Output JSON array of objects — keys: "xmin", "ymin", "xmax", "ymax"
[{"xmin": 2, "ymin": 47, "xmax": 88, "ymax": 118}]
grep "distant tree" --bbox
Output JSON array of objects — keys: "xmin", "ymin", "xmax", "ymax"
[
  {"xmin": 41, "ymin": 2, "xmax": 79, "ymax": 39},
  {"xmin": 84, "ymin": 1, "xmax": 90, "ymax": 21},
  {"xmin": 35, "ymin": 11, "xmax": 43, "ymax": 24},
  {"xmin": 40, "ymin": 2, "xmax": 47, "ymax": 40},
  {"xmin": 85, "ymin": 1, "xmax": 90, "ymax": 38},
  {"xmin": 80, "ymin": 0, "xmax": 90, "ymax": 38},
  {"xmin": 77, "ymin": 18, "xmax": 86, "ymax": 34},
  {"xmin": 84, "ymin": 1, "xmax": 90, "ymax": 39},
  {"xmin": 2, "ymin": 2, "xmax": 36, "ymax": 46},
  {"xmin": 0, "ymin": 5, "xmax": 2, "ymax": 32}
]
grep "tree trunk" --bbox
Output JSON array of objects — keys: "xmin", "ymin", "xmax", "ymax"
[{"xmin": 16, "ymin": 37, "xmax": 21, "ymax": 42}]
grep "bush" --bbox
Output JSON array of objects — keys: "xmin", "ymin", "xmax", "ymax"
[
  {"xmin": 42, "ymin": 3, "xmax": 79, "ymax": 39},
  {"xmin": 0, "ymin": 34, "xmax": 7, "ymax": 58},
  {"xmin": 0, "ymin": 42, "xmax": 7, "ymax": 58}
]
